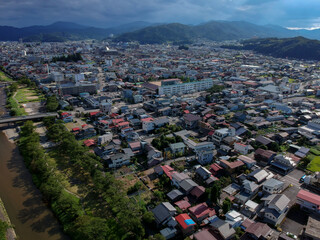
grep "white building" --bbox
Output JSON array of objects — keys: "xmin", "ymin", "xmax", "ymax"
[
  {"xmin": 98, "ymin": 132, "xmax": 113, "ymax": 145},
  {"xmin": 234, "ymin": 142, "xmax": 249, "ymax": 155},
  {"xmin": 158, "ymin": 79, "xmax": 213, "ymax": 95},
  {"xmin": 133, "ymin": 94, "xmax": 143, "ymax": 103},
  {"xmin": 100, "ymin": 101, "xmax": 112, "ymax": 114},
  {"xmin": 75, "ymin": 73, "xmax": 85, "ymax": 82}
]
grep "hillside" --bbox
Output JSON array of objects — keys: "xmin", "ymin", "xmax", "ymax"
[
  {"xmin": 222, "ymin": 37, "xmax": 320, "ymax": 61},
  {"xmin": 0, "ymin": 21, "xmax": 156, "ymax": 42},
  {"xmin": 114, "ymin": 21, "xmax": 314, "ymax": 44}
]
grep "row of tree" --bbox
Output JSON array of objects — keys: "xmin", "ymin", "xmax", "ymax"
[
  {"xmin": 151, "ymin": 134, "xmax": 183, "ymax": 151},
  {"xmin": 52, "ymin": 53, "xmax": 83, "ymax": 62},
  {"xmin": 43, "ymin": 120, "xmax": 149, "ymax": 239}
]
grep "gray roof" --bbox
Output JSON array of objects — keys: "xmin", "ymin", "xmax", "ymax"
[
  {"xmin": 169, "ymin": 142, "xmax": 186, "ymax": 150},
  {"xmin": 263, "ymin": 178, "xmax": 284, "ymax": 188},
  {"xmin": 262, "ymin": 194, "xmax": 290, "ymax": 212},
  {"xmin": 243, "ymin": 180, "xmax": 259, "ymax": 192},
  {"xmin": 152, "ymin": 202, "xmax": 176, "ymax": 224},
  {"xmin": 180, "ymin": 179, "xmax": 198, "ymax": 192},
  {"xmin": 210, "ymin": 219, "xmax": 236, "ymax": 239},
  {"xmin": 167, "ymin": 189, "xmax": 183, "ymax": 201}
]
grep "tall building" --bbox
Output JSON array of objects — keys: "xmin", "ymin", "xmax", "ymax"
[{"xmin": 158, "ymin": 78, "xmax": 213, "ymax": 95}]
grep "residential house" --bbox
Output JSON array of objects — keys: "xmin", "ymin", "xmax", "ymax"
[
  {"xmin": 225, "ymin": 210, "xmax": 245, "ymax": 228},
  {"xmin": 160, "ymin": 227, "xmax": 177, "ymax": 240},
  {"xmin": 271, "ymin": 154, "xmax": 296, "ymax": 175},
  {"xmin": 167, "ymin": 189, "xmax": 184, "ymax": 202},
  {"xmin": 209, "ymin": 219, "xmax": 236, "ymax": 240},
  {"xmin": 195, "ymin": 166, "xmax": 212, "ymax": 181},
  {"xmin": 238, "ymin": 155, "xmax": 256, "ymax": 169},
  {"xmin": 190, "ymin": 186, "xmax": 206, "ymax": 201},
  {"xmin": 180, "ymin": 179, "xmax": 198, "ymax": 194},
  {"xmin": 211, "ymin": 128, "xmax": 235, "ymax": 145},
  {"xmin": 175, "ymin": 214, "xmax": 197, "ymax": 235},
  {"xmin": 169, "ymin": 142, "xmax": 186, "ymax": 156},
  {"xmin": 193, "ymin": 229, "xmax": 217, "ymax": 240},
  {"xmin": 260, "ymin": 194, "xmax": 290, "ymax": 226},
  {"xmin": 108, "ymin": 153, "xmax": 130, "ymax": 168},
  {"xmin": 234, "ymin": 142, "xmax": 250, "ymax": 155},
  {"xmin": 189, "ymin": 203, "xmax": 216, "ymax": 223},
  {"xmin": 152, "ymin": 202, "xmax": 177, "ymax": 227},
  {"xmin": 171, "ymin": 172, "xmax": 190, "ymax": 188},
  {"xmin": 303, "ymin": 215, "xmax": 320, "ymax": 240},
  {"xmin": 241, "ymin": 200, "xmax": 260, "ymax": 218},
  {"xmin": 183, "ymin": 114, "xmax": 201, "ymax": 129},
  {"xmin": 243, "ymin": 222, "xmax": 273, "ymax": 240},
  {"xmin": 220, "ymin": 160, "xmax": 245, "ymax": 174},
  {"xmin": 296, "ymin": 189, "xmax": 320, "ymax": 214},
  {"xmin": 254, "ymin": 149, "xmax": 276, "ymax": 166},
  {"xmin": 262, "ymin": 178, "xmax": 284, "ymax": 195},
  {"xmin": 248, "ymin": 169, "xmax": 269, "ymax": 184},
  {"xmin": 235, "ymin": 180, "xmax": 259, "ymax": 204}
]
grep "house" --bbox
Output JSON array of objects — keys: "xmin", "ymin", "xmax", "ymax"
[
  {"xmin": 211, "ymin": 128, "xmax": 235, "ymax": 145},
  {"xmin": 235, "ymin": 180, "xmax": 259, "ymax": 204},
  {"xmin": 303, "ymin": 215, "xmax": 320, "ymax": 240},
  {"xmin": 243, "ymin": 222, "xmax": 273, "ymax": 240},
  {"xmin": 189, "ymin": 203, "xmax": 216, "ymax": 223},
  {"xmin": 175, "ymin": 200, "xmax": 191, "ymax": 211},
  {"xmin": 190, "ymin": 186, "xmax": 206, "ymax": 200},
  {"xmin": 254, "ymin": 149, "xmax": 276, "ymax": 166},
  {"xmin": 248, "ymin": 169, "xmax": 269, "ymax": 184},
  {"xmin": 238, "ymin": 155, "xmax": 256, "ymax": 169},
  {"xmin": 296, "ymin": 189, "xmax": 320, "ymax": 214},
  {"xmin": 195, "ymin": 166, "xmax": 212, "ymax": 181},
  {"xmin": 180, "ymin": 179, "xmax": 198, "ymax": 194},
  {"xmin": 128, "ymin": 141, "xmax": 142, "ymax": 155},
  {"xmin": 193, "ymin": 229, "xmax": 217, "ymax": 240},
  {"xmin": 255, "ymin": 135, "xmax": 274, "ymax": 147},
  {"xmin": 260, "ymin": 194, "xmax": 290, "ymax": 226},
  {"xmin": 233, "ymin": 112, "xmax": 247, "ymax": 122},
  {"xmin": 209, "ymin": 219, "xmax": 236, "ymax": 240},
  {"xmin": 160, "ymin": 227, "xmax": 177, "ymax": 240},
  {"xmin": 262, "ymin": 178, "xmax": 284, "ymax": 195},
  {"xmin": 169, "ymin": 142, "xmax": 186, "ymax": 156},
  {"xmin": 197, "ymin": 149, "xmax": 215, "ymax": 165},
  {"xmin": 167, "ymin": 189, "xmax": 184, "ymax": 202},
  {"xmin": 183, "ymin": 114, "xmax": 201, "ymax": 129},
  {"xmin": 108, "ymin": 153, "xmax": 130, "ymax": 168},
  {"xmin": 241, "ymin": 200, "xmax": 260, "ymax": 218},
  {"xmin": 234, "ymin": 142, "xmax": 250, "ymax": 155},
  {"xmin": 142, "ymin": 117, "xmax": 154, "ymax": 132},
  {"xmin": 270, "ymin": 154, "xmax": 296, "ymax": 175},
  {"xmin": 220, "ymin": 160, "xmax": 244, "ymax": 174},
  {"xmin": 210, "ymin": 163, "xmax": 224, "ymax": 177},
  {"xmin": 175, "ymin": 213, "xmax": 197, "ymax": 235},
  {"xmin": 225, "ymin": 210, "xmax": 245, "ymax": 228},
  {"xmin": 171, "ymin": 172, "xmax": 190, "ymax": 188},
  {"xmin": 152, "ymin": 202, "xmax": 177, "ymax": 227},
  {"xmin": 145, "ymin": 144, "xmax": 163, "ymax": 167}
]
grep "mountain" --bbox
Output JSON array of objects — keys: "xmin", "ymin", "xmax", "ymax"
[
  {"xmin": 114, "ymin": 21, "xmax": 320, "ymax": 44},
  {"xmin": 222, "ymin": 36, "xmax": 320, "ymax": 61},
  {"xmin": 0, "ymin": 21, "xmax": 158, "ymax": 42}
]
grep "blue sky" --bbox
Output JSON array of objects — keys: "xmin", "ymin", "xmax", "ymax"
[{"xmin": 0, "ymin": 0, "xmax": 319, "ymax": 29}]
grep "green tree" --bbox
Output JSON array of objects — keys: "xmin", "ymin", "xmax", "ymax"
[
  {"xmin": 210, "ymin": 182, "xmax": 221, "ymax": 204},
  {"xmin": 222, "ymin": 198, "xmax": 231, "ymax": 214}
]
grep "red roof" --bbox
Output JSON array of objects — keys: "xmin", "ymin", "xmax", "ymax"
[
  {"xmin": 83, "ymin": 139, "xmax": 95, "ymax": 147},
  {"xmin": 129, "ymin": 141, "xmax": 141, "ymax": 149},
  {"xmin": 183, "ymin": 110, "xmax": 190, "ymax": 114},
  {"xmin": 175, "ymin": 200, "xmax": 191, "ymax": 210},
  {"xmin": 208, "ymin": 131, "xmax": 215, "ymax": 136},
  {"xmin": 188, "ymin": 203, "xmax": 216, "ymax": 220},
  {"xmin": 297, "ymin": 189, "xmax": 320, "ymax": 207},
  {"xmin": 118, "ymin": 121, "xmax": 130, "ymax": 127},
  {"xmin": 220, "ymin": 159, "xmax": 244, "ymax": 169},
  {"xmin": 161, "ymin": 165, "xmax": 174, "ymax": 179},
  {"xmin": 61, "ymin": 112, "xmax": 69, "ymax": 116},
  {"xmin": 72, "ymin": 127, "xmax": 80, "ymax": 132},
  {"xmin": 112, "ymin": 118, "xmax": 124, "ymax": 124},
  {"xmin": 89, "ymin": 111, "xmax": 100, "ymax": 116},
  {"xmin": 210, "ymin": 163, "xmax": 223, "ymax": 172},
  {"xmin": 81, "ymin": 124, "xmax": 88, "ymax": 128},
  {"xmin": 176, "ymin": 214, "xmax": 196, "ymax": 230},
  {"xmin": 141, "ymin": 117, "xmax": 153, "ymax": 122}
]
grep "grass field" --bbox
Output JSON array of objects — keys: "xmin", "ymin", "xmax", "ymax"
[
  {"xmin": 307, "ymin": 155, "xmax": 320, "ymax": 172},
  {"xmin": 15, "ymin": 87, "xmax": 44, "ymax": 103},
  {"xmin": 0, "ymin": 71, "xmax": 13, "ymax": 82}
]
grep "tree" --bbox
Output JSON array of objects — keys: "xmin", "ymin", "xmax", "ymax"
[
  {"xmin": 9, "ymin": 82, "xmax": 18, "ymax": 93},
  {"xmin": 46, "ymin": 96, "xmax": 59, "ymax": 112},
  {"xmin": 20, "ymin": 120, "xmax": 35, "ymax": 137},
  {"xmin": 222, "ymin": 198, "xmax": 231, "ymax": 214},
  {"xmin": 142, "ymin": 211, "xmax": 154, "ymax": 225},
  {"xmin": 210, "ymin": 182, "xmax": 221, "ymax": 204},
  {"xmin": 72, "ymin": 216, "xmax": 110, "ymax": 240},
  {"xmin": 269, "ymin": 142, "xmax": 280, "ymax": 152}
]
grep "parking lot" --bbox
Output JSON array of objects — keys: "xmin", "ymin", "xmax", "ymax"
[{"xmin": 281, "ymin": 205, "xmax": 308, "ymax": 236}]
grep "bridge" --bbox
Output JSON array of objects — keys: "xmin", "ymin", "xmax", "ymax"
[{"xmin": 0, "ymin": 113, "xmax": 57, "ymax": 124}]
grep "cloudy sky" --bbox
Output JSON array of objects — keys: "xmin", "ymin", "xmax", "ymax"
[{"xmin": 0, "ymin": 0, "xmax": 319, "ymax": 29}]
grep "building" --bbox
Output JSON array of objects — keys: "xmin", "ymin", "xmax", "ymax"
[
  {"xmin": 211, "ymin": 128, "xmax": 235, "ymax": 145},
  {"xmin": 261, "ymin": 194, "xmax": 290, "ymax": 225},
  {"xmin": 234, "ymin": 142, "xmax": 249, "ymax": 155},
  {"xmin": 296, "ymin": 189, "xmax": 320, "ymax": 214},
  {"xmin": 303, "ymin": 215, "xmax": 320, "ymax": 240},
  {"xmin": 61, "ymin": 82, "xmax": 97, "ymax": 95},
  {"xmin": 271, "ymin": 154, "xmax": 296, "ymax": 175},
  {"xmin": 175, "ymin": 214, "xmax": 197, "ymax": 235},
  {"xmin": 158, "ymin": 78, "xmax": 213, "ymax": 95},
  {"xmin": 262, "ymin": 178, "xmax": 284, "ymax": 194},
  {"xmin": 169, "ymin": 142, "xmax": 186, "ymax": 155},
  {"xmin": 108, "ymin": 153, "xmax": 130, "ymax": 168},
  {"xmin": 152, "ymin": 202, "xmax": 177, "ymax": 227},
  {"xmin": 189, "ymin": 203, "xmax": 216, "ymax": 223}
]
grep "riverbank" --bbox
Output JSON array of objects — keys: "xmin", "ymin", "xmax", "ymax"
[{"xmin": 0, "ymin": 198, "xmax": 16, "ymax": 240}]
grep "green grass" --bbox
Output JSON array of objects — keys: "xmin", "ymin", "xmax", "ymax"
[
  {"xmin": 288, "ymin": 78, "xmax": 295, "ymax": 83},
  {"xmin": 15, "ymin": 87, "xmax": 44, "ymax": 103},
  {"xmin": 0, "ymin": 71, "xmax": 13, "ymax": 82},
  {"xmin": 7, "ymin": 96, "xmax": 27, "ymax": 116},
  {"xmin": 307, "ymin": 156, "xmax": 320, "ymax": 172},
  {"xmin": 0, "ymin": 220, "xmax": 9, "ymax": 240},
  {"xmin": 310, "ymin": 147, "xmax": 320, "ymax": 156}
]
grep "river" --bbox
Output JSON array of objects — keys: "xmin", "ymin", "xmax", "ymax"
[{"xmin": 0, "ymin": 84, "xmax": 68, "ymax": 240}]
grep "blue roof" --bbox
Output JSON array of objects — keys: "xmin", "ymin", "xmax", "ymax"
[{"xmin": 185, "ymin": 219, "xmax": 195, "ymax": 226}]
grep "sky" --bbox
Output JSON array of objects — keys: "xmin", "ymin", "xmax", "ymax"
[{"xmin": 0, "ymin": 0, "xmax": 319, "ymax": 29}]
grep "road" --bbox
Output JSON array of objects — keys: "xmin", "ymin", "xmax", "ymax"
[{"xmin": 97, "ymin": 67, "xmax": 105, "ymax": 91}]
